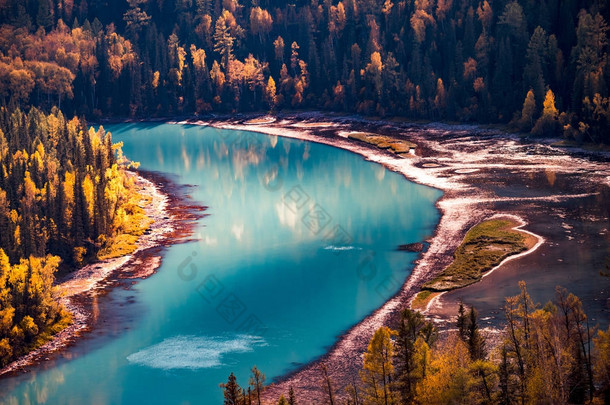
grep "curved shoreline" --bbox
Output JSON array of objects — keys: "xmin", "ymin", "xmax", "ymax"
[
  {"xmin": 174, "ymin": 114, "xmax": 609, "ymax": 402},
  {"xmin": 422, "ymin": 214, "xmax": 545, "ymax": 317},
  {"xmin": 166, "ymin": 117, "xmax": 499, "ymax": 401},
  {"xmin": 205, "ymin": 119, "xmax": 496, "ymax": 400},
  {"xmin": 0, "ymin": 170, "xmax": 205, "ymax": 378}
]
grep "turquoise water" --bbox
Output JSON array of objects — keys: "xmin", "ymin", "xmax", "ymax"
[{"xmin": 0, "ymin": 124, "xmax": 442, "ymax": 404}]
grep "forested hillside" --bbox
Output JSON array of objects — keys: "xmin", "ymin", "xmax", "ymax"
[
  {"xmin": 0, "ymin": 0, "xmax": 608, "ymax": 142},
  {"xmin": 0, "ymin": 107, "xmax": 150, "ymax": 366},
  {"xmin": 0, "ymin": 107, "xmax": 148, "ymax": 267}
]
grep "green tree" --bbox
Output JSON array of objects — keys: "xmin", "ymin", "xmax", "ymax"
[
  {"xmin": 394, "ymin": 308, "xmax": 436, "ymax": 403},
  {"xmin": 288, "ymin": 386, "xmax": 296, "ymax": 405},
  {"xmin": 572, "ymin": 11, "xmax": 608, "ymax": 106},
  {"xmin": 498, "ymin": 343, "xmax": 517, "ymax": 405},
  {"xmin": 523, "ymin": 27, "xmax": 549, "ymax": 108},
  {"xmin": 498, "ymin": 1, "xmax": 528, "ymax": 46},
  {"xmin": 36, "ymin": 0, "xmax": 54, "ymax": 29},
  {"xmin": 214, "ymin": 13, "xmax": 235, "ymax": 68},
  {"xmin": 466, "ymin": 306, "xmax": 486, "ymax": 361},
  {"xmin": 123, "ymin": 0, "xmax": 151, "ymax": 37},
  {"xmin": 456, "ymin": 301, "xmax": 467, "ymax": 340}
]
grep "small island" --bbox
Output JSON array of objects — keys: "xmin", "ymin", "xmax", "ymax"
[{"xmin": 423, "ymin": 217, "xmax": 539, "ymax": 291}]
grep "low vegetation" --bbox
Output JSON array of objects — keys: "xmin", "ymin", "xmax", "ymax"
[
  {"xmin": 423, "ymin": 218, "xmax": 535, "ymax": 291},
  {"xmin": 347, "ymin": 132, "xmax": 417, "ymax": 156},
  {"xmin": 410, "ymin": 290, "xmax": 439, "ymax": 311},
  {"xmin": 244, "ymin": 117, "xmax": 276, "ymax": 125}
]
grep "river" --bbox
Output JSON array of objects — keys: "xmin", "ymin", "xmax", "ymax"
[{"xmin": 0, "ymin": 123, "xmax": 442, "ymax": 404}]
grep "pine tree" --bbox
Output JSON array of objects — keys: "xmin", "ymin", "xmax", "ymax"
[
  {"xmin": 288, "ymin": 386, "xmax": 296, "ymax": 405},
  {"xmin": 361, "ymin": 326, "xmax": 396, "ymax": 405},
  {"xmin": 394, "ymin": 308, "xmax": 436, "ymax": 403},
  {"xmin": 220, "ymin": 372, "xmax": 241, "ymax": 405},
  {"xmin": 213, "ymin": 13, "xmax": 235, "ymax": 68},
  {"xmin": 519, "ymin": 89, "xmax": 536, "ymax": 131},
  {"xmin": 498, "ymin": 344, "xmax": 514, "ymax": 405},
  {"xmin": 523, "ymin": 27, "xmax": 549, "ymax": 108},
  {"xmin": 249, "ymin": 365, "xmax": 265, "ymax": 405},
  {"xmin": 36, "ymin": 0, "xmax": 54, "ymax": 29},
  {"xmin": 532, "ymin": 89, "xmax": 560, "ymax": 136},
  {"xmin": 466, "ymin": 307, "xmax": 485, "ymax": 361},
  {"xmin": 456, "ymin": 301, "xmax": 467, "ymax": 340}
]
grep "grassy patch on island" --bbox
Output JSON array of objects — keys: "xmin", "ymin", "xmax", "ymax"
[
  {"xmin": 347, "ymin": 132, "xmax": 417, "ymax": 156},
  {"xmin": 423, "ymin": 219, "xmax": 537, "ymax": 292},
  {"xmin": 244, "ymin": 116, "xmax": 276, "ymax": 125},
  {"xmin": 411, "ymin": 290, "xmax": 440, "ymax": 311}
]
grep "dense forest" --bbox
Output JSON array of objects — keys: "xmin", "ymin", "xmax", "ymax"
[
  {"xmin": 0, "ymin": 107, "xmax": 149, "ymax": 366},
  {"xmin": 224, "ymin": 284, "xmax": 610, "ymax": 405},
  {"xmin": 0, "ymin": 0, "xmax": 608, "ymax": 142}
]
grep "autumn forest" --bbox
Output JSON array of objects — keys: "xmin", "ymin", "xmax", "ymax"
[{"xmin": 0, "ymin": 0, "xmax": 608, "ymax": 142}]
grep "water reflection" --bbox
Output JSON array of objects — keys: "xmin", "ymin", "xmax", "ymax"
[{"xmin": 0, "ymin": 124, "xmax": 442, "ymax": 404}]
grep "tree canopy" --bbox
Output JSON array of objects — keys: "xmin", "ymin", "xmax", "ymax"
[
  {"xmin": 0, "ymin": 0, "xmax": 608, "ymax": 142},
  {"xmin": 0, "ymin": 106, "xmax": 150, "ymax": 367}
]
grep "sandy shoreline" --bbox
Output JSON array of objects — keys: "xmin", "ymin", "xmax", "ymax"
[
  {"xmin": 200, "ymin": 117, "xmax": 496, "ymax": 402},
  {"xmin": 173, "ymin": 113, "xmax": 609, "ymax": 403},
  {"xmin": 0, "ymin": 170, "xmax": 202, "ymax": 377}
]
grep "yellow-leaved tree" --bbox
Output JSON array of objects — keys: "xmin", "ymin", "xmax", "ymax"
[
  {"xmin": 0, "ymin": 249, "xmax": 71, "ymax": 367},
  {"xmin": 593, "ymin": 326, "xmax": 610, "ymax": 403},
  {"xmin": 532, "ymin": 89, "xmax": 560, "ymax": 136},
  {"xmin": 518, "ymin": 89, "xmax": 536, "ymax": 131},
  {"xmin": 415, "ymin": 334, "xmax": 473, "ymax": 403},
  {"xmin": 361, "ymin": 326, "xmax": 397, "ymax": 405}
]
